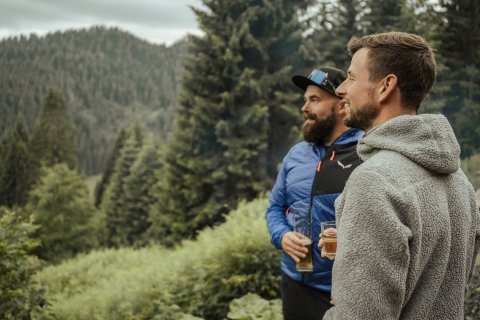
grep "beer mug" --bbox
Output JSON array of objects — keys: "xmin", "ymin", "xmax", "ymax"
[
  {"xmin": 292, "ymin": 211, "xmax": 313, "ymax": 272},
  {"xmin": 320, "ymin": 221, "xmax": 337, "ymax": 259}
]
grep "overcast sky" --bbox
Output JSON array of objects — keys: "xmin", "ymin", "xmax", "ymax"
[{"xmin": 0, "ymin": 0, "xmax": 205, "ymax": 46}]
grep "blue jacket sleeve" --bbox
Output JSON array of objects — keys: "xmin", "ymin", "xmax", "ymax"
[{"xmin": 265, "ymin": 153, "xmax": 292, "ymax": 249}]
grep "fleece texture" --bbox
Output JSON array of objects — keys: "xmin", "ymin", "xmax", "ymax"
[{"xmin": 323, "ymin": 114, "xmax": 480, "ymax": 320}]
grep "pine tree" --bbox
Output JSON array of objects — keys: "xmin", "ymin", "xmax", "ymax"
[
  {"xmin": 306, "ymin": 0, "xmax": 366, "ymax": 71},
  {"xmin": 436, "ymin": 0, "xmax": 480, "ymax": 157},
  {"xmin": 149, "ymin": 0, "xmax": 312, "ymax": 245},
  {"xmin": 30, "ymin": 88, "xmax": 78, "ymax": 175},
  {"xmin": 362, "ymin": 0, "xmax": 406, "ymax": 34},
  {"xmin": 396, "ymin": 0, "xmax": 440, "ymax": 36},
  {"xmin": 400, "ymin": 1, "xmax": 447, "ymax": 114},
  {"xmin": 0, "ymin": 114, "xmax": 33, "ymax": 207},
  {"xmin": 101, "ymin": 124, "xmax": 144, "ymax": 247},
  {"xmin": 123, "ymin": 142, "xmax": 162, "ymax": 246},
  {"xmin": 26, "ymin": 164, "xmax": 97, "ymax": 263},
  {"xmin": 94, "ymin": 128, "xmax": 128, "ymax": 207}
]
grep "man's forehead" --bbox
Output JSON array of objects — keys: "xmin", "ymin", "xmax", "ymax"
[
  {"xmin": 349, "ymin": 48, "xmax": 369, "ymax": 74},
  {"xmin": 304, "ymin": 85, "xmax": 337, "ymax": 100},
  {"xmin": 304, "ymin": 85, "xmax": 326, "ymax": 96}
]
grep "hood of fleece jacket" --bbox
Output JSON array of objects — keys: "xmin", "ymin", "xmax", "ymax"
[{"xmin": 357, "ymin": 114, "xmax": 460, "ymax": 174}]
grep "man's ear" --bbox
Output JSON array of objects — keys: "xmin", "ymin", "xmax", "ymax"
[{"xmin": 378, "ymin": 74, "xmax": 397, "ymax": 103}]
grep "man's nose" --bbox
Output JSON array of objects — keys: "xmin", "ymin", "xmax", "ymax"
[
  {"xmin": 301, "ymin": 101, "xmax": 309, "ymax": 113},
  {"xmin": 335, "ymin": 81, "xmax": 346, "ymax": 97}
]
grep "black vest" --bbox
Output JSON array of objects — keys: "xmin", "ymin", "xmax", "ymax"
[{"xmin": 311, "ymin": 142, "xmax": 362, "ymax": 196}]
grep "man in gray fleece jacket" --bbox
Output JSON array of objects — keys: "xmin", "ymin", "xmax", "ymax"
[{"xmin": 322, "ymin": 32, "xmax": 480, "ymax": 319}]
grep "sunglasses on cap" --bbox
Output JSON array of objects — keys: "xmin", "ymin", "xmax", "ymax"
[{"xmin": 308, "ymin": 69, "xmax": 338, "ymax": 94}]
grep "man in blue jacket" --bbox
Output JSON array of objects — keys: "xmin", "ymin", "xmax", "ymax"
[{"xmin": 265, "ymin": 66, "xmax": 363, "ymax": 320}]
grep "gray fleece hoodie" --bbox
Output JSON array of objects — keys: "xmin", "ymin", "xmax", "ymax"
[{"xmin": 324, "ymin": 114, "xmax": 480, "ymax": 320}]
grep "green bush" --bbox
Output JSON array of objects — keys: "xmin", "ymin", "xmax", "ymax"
[
  {"xmin": 0, "ymin": 207, "xmax": 45, "ymax": 319},
  {"xmin": 227, "ymin": 293, "xmax": 282, "ymax": 320},
  {"xmin": 26, "ymin": 163, "xmax": 98, "ymax": 263},
  {"xmin": 30, "ymin": 195, "xmax": 480, "ymax": 319},
  {"xmin": 159, "ymin": 198, "xmax": 281, "ymax": 319},
  {"xmin": 33, "ymin": 197, "xmax": 281, "ymax": 319}
]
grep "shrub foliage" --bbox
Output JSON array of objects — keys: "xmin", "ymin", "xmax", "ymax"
[
  {"xmin": 26, "ymin": 164, "xmax": 98, "ymax": 263},
  {"xmin": 34, "ymin": 198, "xmax": 280, "ymax": 319},
  {"xmin": 0, "ymin": 208, "xmax": 45, "ymax": 319},
  {"xmin": 31, "ymin": 196, "xmax": 480, "ymax": 319}
]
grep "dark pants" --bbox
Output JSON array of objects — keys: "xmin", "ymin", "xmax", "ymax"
[{"xmin": 281, "ymin": 272, "xmax": 332, "ymax": 320}]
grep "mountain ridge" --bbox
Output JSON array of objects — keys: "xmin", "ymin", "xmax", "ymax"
[{"xmin": 0, "ymin": 26, "xmax": 189, "ymax": 175}]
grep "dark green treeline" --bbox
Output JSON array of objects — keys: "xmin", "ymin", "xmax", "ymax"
[
  {"xmin": 436, "ymin": 0, "xmax": 480, "ymax": 157},
  {"xmin": 0, "ymin": 26, "xmax": 188, "ymax": 175},
  {"xmin": 0, "ymin": 114, "xmax": 32, "ymax": 207},
  {"xmin": 0, "ymin": 87, "xmax": 96, "ymax": 264},
  {"xmin": 0, "ymin": 88, "xmax": 77, "ymax": 208}
]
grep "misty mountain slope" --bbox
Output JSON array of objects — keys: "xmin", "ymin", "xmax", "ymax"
[{"xmin": 0, "ymin": 26, "xmax": 189, "ymax": 174}]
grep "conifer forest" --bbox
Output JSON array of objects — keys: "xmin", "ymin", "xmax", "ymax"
[{"xmin": 0, "ymin": 0, "xmax": 479, "ymax": 319}]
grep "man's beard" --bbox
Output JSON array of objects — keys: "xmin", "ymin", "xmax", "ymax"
[
  {"xmin": 344, "ymin": 103, "xmax": 378, "ymax": 130},
  {"xmin": 302, "ymin": 108, "xmax": 336, "ymax": 144},
  {"xmin": 344, "ymin": 90, "xmax": 378, "ymax": 130}
]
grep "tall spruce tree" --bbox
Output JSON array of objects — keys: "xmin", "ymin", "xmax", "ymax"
[
  {"xmin": 30, "ymin": 88, "xmax": 78, "ymax": 174},
  {"xmin": 397, "ymin": 1, "xmax": 446, "ymax": 115},
  {"xmin": 0, "ymin": 114, "xmax": 33, "ymax": 207},
  {"xmin": 123, "ymin": 142, "xmax": 162, "ymax": 246},
  {"xmin": 149, "ymin": 0, "xmax": 312, "ymax": 245},
  {"xmin": 100, "ymin": 124, "xmax": 144, "ymax": 247},
  {"xmin": 437, "ymin": 0, "xmax": 480, "ymax": 157},
  {"xmin": 395, "ymin": 0, "xmax": 440, "ymax": 36},
  {"xmin": 362, "ymin": 0, "xmax": 405, "ymax": 34},
  {"xmin": 306, "ymin": 0, "xmax": 366, "ymax": 70},
  {"xmin": 94, "ymin": 128, "xmax": 128, "ymax": 207}
]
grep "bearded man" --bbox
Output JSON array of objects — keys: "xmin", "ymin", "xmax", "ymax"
[
  {"xmin": 265, "ymin": 66, "xmax": 363, "ymax": 320},
  {"xmin": 323, "ymin": 32, "xmax": 480, "ymax": 320}
]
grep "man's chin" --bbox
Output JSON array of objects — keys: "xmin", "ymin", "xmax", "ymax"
[{"xmin": 344, "ymin": 118, "xmax": 359, "ymax": 129}]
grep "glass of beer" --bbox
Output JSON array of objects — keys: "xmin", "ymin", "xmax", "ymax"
[
  {"xmin": 320, "ymin": 221, "xmax": 337, "ymax": 259},
  {"xmin": 293, "ymin": 213, "xmax": 313, "ymax": 272}
]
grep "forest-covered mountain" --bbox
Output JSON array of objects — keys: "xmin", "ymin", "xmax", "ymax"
[{"xmin": 0, "ymin": 26, "xmax": 189, "ymax": 175}]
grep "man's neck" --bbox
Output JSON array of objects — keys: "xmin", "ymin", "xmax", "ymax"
[{"xmin": 365, "ymin": 104, "xmax": 417, "ymax": 133}]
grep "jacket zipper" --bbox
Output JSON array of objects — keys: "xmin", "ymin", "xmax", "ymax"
[{"xmin": 302, "ymin": 145, "xmax": 334, "ymax": 283}]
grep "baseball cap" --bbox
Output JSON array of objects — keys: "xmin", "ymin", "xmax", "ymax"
[{"xmin": 292, "ymin": 66, "xmax": 347, "ymax": 98}]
